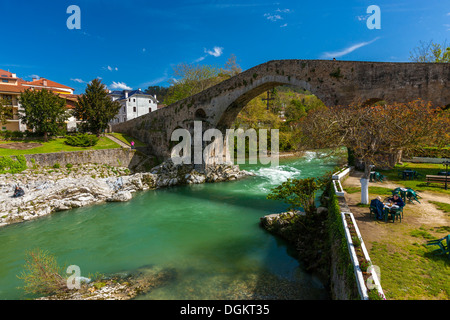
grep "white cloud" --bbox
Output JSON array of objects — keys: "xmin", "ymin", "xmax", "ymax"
[
  {"xmin": 321, "ymin": 37, "xmax": 380, "ymax": 59},
  {"xmin": 70, "ymin": 78, "xmax": 85, "ymax": 83},
  {"xmin": 276, "ymin": 8, "xmax": 291, "ymax": 13},
  {"xmin": 194, "ymin": 56, "xmax": 206, "ymax": 63},
  {"xmin": 205, "ymin": 46, "xmax": 224, "ymax": 57},
  {"xmin": 280, "ymin": 23, "xmax": 288, "ymax": 28},
  {"xmin": 106, "ymin": 66, "xmax": 118, "ymax": 71},
  {"xmin": 109, "ymin": 81, "xmax": 132, "ymax": 90},
  {"xmin": 264, "ymin": 13, "xmax": 282, "ymax": 21}
]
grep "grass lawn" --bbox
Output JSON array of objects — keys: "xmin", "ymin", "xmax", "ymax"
[
  {"xmin": 370, "ymin": 236, "xmax": 450, "ymax": 299},
  {"xmin": 380, "ymin": 162, "xmax": 450, "ymax": 196},
  {"xmin": 109, "ymin": 132, "xmax": 146, "ymax": 147},
  {"xmin": 0, "ymin": 137, "xmax": 121, "ymax": 156},
  {"xmin": 342, "ymin": 164, "xmax": 450, "ymax": 300}
]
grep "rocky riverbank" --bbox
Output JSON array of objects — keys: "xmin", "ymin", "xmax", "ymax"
[
  {"xmin": 37, "ymin": 265, "xmax": 177, "ymax": 300},
  {"xmin": 0, "ymin": 160, "xmax": 255, "ymax": 228}
]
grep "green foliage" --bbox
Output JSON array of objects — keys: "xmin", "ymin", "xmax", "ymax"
[
  {"xmin": 53, "ymin": 163, "xmax": 61, "ymax": 169},
  {"xmin": 65, "ymin": 133, "xmax": 99, "ymax": 147},
  {"xmin": 0, "ymin": 98, "xmax": 13, "ymax": 125},
  {"xmin": 267, "ymin": 174, "xmax": 330, "ymax": 214},
  {"xmin": 17, "ymin": 248, "xmax": 67, "ymax": 296},
  {"xmin": 409, "ymin": 40, "xmax": 450, "ymax": 63},
  {"xmin": 74, "ymin": 79, "xmax": 121, "ymax": 135},
  {"xmin": 19, "ymin": 89, "xmax": 69, "ymax": 142},
  {"xmin": 164, "ymin": 55, "xmax": 242, "ymax": 105},
  {"xmin": 0, "ymin": 155, "xmax": 27, "ymax": 174}
]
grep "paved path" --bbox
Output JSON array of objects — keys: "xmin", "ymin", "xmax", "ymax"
[{"xmin": 105, "ymin": 134, "xmax": 131, "ymax": 149}]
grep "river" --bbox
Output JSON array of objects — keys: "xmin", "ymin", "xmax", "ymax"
[{"xmin": 0, "ymin": 152, "xmax": 342, "ymax": 300}]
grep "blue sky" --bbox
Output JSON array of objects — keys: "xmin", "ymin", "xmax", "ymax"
[{"xmin": 1, "ymin": 0, "xmax": 449, "ymax": 94}]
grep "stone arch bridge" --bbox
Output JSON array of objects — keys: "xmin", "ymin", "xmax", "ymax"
[{"xmin": 112, "ymin": 59, "xmax": 450, "ymax": 161}]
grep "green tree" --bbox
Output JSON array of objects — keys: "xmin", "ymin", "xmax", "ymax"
[
  {"xmin": 267, "ymin": 176, "xmax": 329, "ymax": 215},
  {"xmin": 144, "ymin": 85, "xmax": 169, "ymax": 103},
  {"xmin": 409, "ymin": 40, "xmax": 450, "ymax": 63},
  {"xmin": 0, "ymin": 97, "xmax": 13, "ymax": 125},
  {"xmin": 163, "ymin": 54, "xmax": 242, "ymax": 105},
  {"xmin": 19, "ymin": 89, "xmax": 69, "ymax": 142},
  {"xmin": 75, "ymin": 79, "xmax": 121, "ymax": 136},
  {"xmin": 17, "ymin": 248, "xmax": 67, "ymax": 296}
]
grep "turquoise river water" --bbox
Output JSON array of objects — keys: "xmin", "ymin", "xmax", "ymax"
[{"xmin": 0, "ymin": 152, "xmax": 341, "ymax": 300}]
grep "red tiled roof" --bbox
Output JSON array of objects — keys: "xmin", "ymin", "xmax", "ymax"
[
  {"xmin": 23, "ymin": 78, "xmax": 74, "ymax": 90},
  {"xmin": 0, "ymin": 69, "xmax": 14, "ymax": 78},
  {"xmin": 0, "ymin": 83, "xmax": 25, "ymax": 93}
]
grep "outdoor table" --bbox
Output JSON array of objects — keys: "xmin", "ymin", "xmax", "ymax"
[
  {"xmin": 383, "ymin": 203, "xmax": 399, "ymax": 222},
  {"xmin": 402, "ymin": 170, "xmax": 416, "ymax": 180}
]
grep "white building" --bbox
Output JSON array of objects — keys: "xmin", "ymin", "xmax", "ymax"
[{"xmin": 108, "ymin": 89, "xmax": 158, "ymax": 124}]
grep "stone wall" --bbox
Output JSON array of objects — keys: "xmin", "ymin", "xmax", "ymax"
[
  {"xmin": 113, "ymin": 59, "xmax": 450, "ymax": 161},
  {"xmin": 11, "ymin": 148, "xmax": 156, "ymax": 172}
]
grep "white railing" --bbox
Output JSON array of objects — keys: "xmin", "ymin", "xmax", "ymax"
[
  {"xmin": 341, "ymin": 211, "xmax": 385, "ymax": 300},
  {"xmin": 332, "ymin": 166, "xmax": 350, "ymax": 197}
]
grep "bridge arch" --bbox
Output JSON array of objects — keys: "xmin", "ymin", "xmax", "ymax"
[{"xmin": 112, "ymin": 59, "xmax": 450, "ymax": 161}]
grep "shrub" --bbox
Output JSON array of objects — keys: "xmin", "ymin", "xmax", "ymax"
[
  {"xmin": 53, "ymin": 163, "xmax": 61, "ymax": 169},
  {"xmin": 65, "ymin": 133, "xmax": 99, "ymax": 147},
  {"xmin": 0, "ymin": 155, "xmax": 27, "ymax": 174},
  {"xmin": 66, "ymin": 163, "xmax": 73, "ymax": 169},
  {"xmin": 17, "ymin": 248, "xmax": 67, "ymax": 296}
]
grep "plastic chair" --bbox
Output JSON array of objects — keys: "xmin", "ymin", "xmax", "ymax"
[
  {"xmin": 426, "ymin": 235, "xmax": 449, "ymax": 258},
  {"xmin": 406, "ymin": 189, "xmax": 421, "ymax": 204}
]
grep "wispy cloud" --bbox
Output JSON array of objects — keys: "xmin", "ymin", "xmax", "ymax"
[
  {"xmin": 193, "ymin": 46, "xmax": 224, "ymax": 63},
  {"xmin": 205, "ymin": 46, "xmax": 223, "ymax": 57},
  {"xmin": 276, "ymin": 8, "xmax": 292, "ymax": 13},
  {"xmin": 109, "ymin": 81, "xmax": 132, "ymax": 90},
  {"xmin": 104, "ymin": 66, "xmax": 118, "ymax": 72},
  {"xmin": 264, "ymin": 13, "xmax": 282, "ymax": 21},
  {"xmin": 70, "ymin": 78, "xmax": 86, "ymax": 83},
  {"xmin": 280, "ymin": 23, "xmax": 288, "ymax": 28},
  {"xmin": 321, "ymin": 37, "xmax": 380, "ymax": 59}
]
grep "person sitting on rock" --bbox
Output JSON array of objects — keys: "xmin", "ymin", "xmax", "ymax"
[{"xmin": 12, "ymin": 186, "xmax": 25, "ymax": 198}]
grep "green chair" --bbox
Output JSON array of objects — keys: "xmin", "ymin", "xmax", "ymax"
[
  {"xmin": 426, "ymin": 235, "xmax": 449, "ymax": 258},
  {"xmin": 390, "ymin": 206, "xmax": 402, "ymax": 222},
  {"xmin": 406, "ymin": 189, "xmax": 421, "ymax": 204},
  {"xmin": 369, "ymin": 206, "xmax": 378, "ymax": 220}
]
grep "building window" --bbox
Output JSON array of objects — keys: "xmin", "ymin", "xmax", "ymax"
[
  {"xmin": 133, "ymin": 107, "xmax": 136, "ymax": 112},
  {"xmin": 2, "ymin": 80, "xmax": 7, "ymax": 83},
  {"xmin": 149, "ymin": 108, "xmax": 151, "ymax": 113},
  {"xmin": 133, "ymin": 99, "xmax": 135, "ymax": 102}
]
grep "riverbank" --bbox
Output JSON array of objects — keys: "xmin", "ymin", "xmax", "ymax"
[{"xmin": 0, "ymin": 159, "xmax": 255, "ymax": 228}]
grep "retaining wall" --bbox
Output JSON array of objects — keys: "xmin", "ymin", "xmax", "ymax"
[{"xmin": 9, "ymin": 148, "xmax": 156, "ymax": 172}]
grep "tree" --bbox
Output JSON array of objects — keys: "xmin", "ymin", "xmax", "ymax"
[
  {"xmin": 74, "ymin": 79, "xmax": 121, "ymax": 136},
  {"xmin": 19, "ymin": 89, "xmax": 69, "ymax": 142},
  {"xmin": 267, "ymin": 174, "xmax": 330, "ymax": 215},
  {"xmin": 0, "ymin": 97, "xmax": 13, "ymax": 125},
  {"xmin": 409, "ymin": 40, "xmax": 450, "ymax": 63},
  {"xmin": 144, "ymin": 85, "xmax": 169, "ymax": 103},
  {"xmin": 163, "ymin": 54, "xmax": 242, "ymax": 105},
  {"xmin": 299, "ymin": 100, "xmax": 448, "ymax": 204},
  {"xmin": 17, "ymin": 248, "xmax": 67, "ymax": 296}
]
